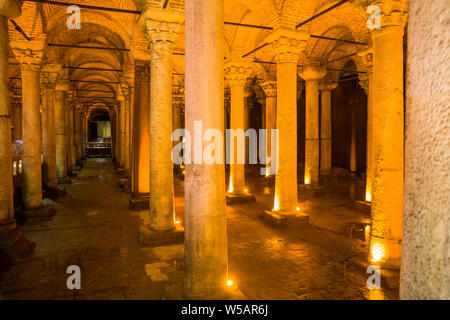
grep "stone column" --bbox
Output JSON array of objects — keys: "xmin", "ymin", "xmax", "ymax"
[
  {"xmin": 139, "ymin": 7, "xmax": 183, "ymax": 232},
  {"xmin": 349, "ymin": 99, "xmax": 358, "ymax": 174},
  {"xmin": 299, "ymin": 63, "xmax": 327, "ymax": 186},
  {"xmin": 129, "ymin": 63, "xmax": 150, "ymax": 209},
  {"xmin": 401, "ymin": 0, "xmax": 448, "ymax": 299},
  {"xmin": 64, "ymin": 91, "xmax": 73, "ymax": 176},
  {"xmin": 118, "ymin": 94, "xmax": 125, "ymax": 169},
  {"xmin": 184, "ymin": 0, "xmax": 229, "ymax": 298},
  {"xmin": 261, "ymin": 80, "xmax": 277, "ymax": 177},
  {"xmin": 121, "ymin": 83, "xmax": 130, "ymax": 175},
  {"xmin": 54, "ymin": 81, "xmax": 71, "ymax": 184},
  {"xmin": 13, "ymin": 99, "xmax": 22, "ymax": 140},
  {"xmin": 367, "ymin": 1, "xmax": 407, "ymax": 268},
  {"xmin": 224, "ymin": 61, "xmax": 254, "ymax": 202},
  {"xmin": 11, "ymin": 40, "xmax": 55, "ymax": 218},
  {"xmin": 75, "ymin": 108, "xmax": 83, "ymax": 164},
  {"xmin": 0, "ymin": 1, "xmax": 36, "ymax": 259},
  {"xmin": 113, "ymin": 102, "xmax": 120, "ymax": 162},
  {"xmin": 263, "ymin": 30, "xmax": 309, "ymax": 220},
  {"xmin": 359, "ymin": 51, "xmax": 374, "ymax": 202},
  {"xmin": 40, "ymin": 64, "xmax": 61, "ymax": 190},
  {"xmin": 319, "ymin": 81, "xmax": 337, "ymax": 175},
  {"xmin": 70, "ymin": 107, "xmax": 77, "ymax": 169}
]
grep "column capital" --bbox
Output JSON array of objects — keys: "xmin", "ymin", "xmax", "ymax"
[
  {"xmin": 40, "ymin": 64, "xmax": 62, "ymax": 89},
  {"xmin": 11, "ymin": 40, "xmax": 46, "ymax": 71},
  {"xmin": 138, "ymin": 8, "xmax": 183, "ymax": 60},
  {"xmin": 0, "ymin": 0, "xmax": 22, "ymax": 18},
  {"xmin": 365, "ymin": 0, "xmax": 408, "ymax": 33},
  {"xmin": 319, "ymin": 80, "xmax": 338, "ymax": 92},
  {"xmin": 264, "ymin": 28, "xmax": 309, "ymax": 63},
  {"xmin": 55, "ymin": 80, "xmax": 70, "ymax": 91},
  {"xmin": 224, "ymin": 61, "xmax": 252, "ymax": 87},
  {"xmin": 357, "ymin": 48, "xmax": 374, "ymax": 72},
  {"xmin": 260, "ymin": 80, "xmax": 277, "ymax": 97},
  {"xmin": 299, "ymin": 63, "xmax": 327, "ymax": 81}
]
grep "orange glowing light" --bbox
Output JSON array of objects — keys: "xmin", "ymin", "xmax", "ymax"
[
  {"xmin": 296, "ymin": 206, "xmax": 300, "ymax": 211},
  {"xmin": 371, "ymin": 242, "xmax": 385, "ymax": 263},
  {"xmin": 227, "ymin": 280, "xmax": 233, "ymax": 287}
]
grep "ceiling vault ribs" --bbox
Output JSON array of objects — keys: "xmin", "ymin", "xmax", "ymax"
[{"xmin": 296, "ymin": 0, "xmax": 349, "ymax": 29}]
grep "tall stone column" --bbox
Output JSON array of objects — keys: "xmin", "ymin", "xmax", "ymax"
[
  {"xmin": 70, "ymin": 107, "xmax": 77, "ymax": 169},
  {"xmin": 359, "ymin": 51, "xmax": 374, "ymax": 202},
  {"xmin": 121, "ymin": 83, "xmax": 130, "ymax": 175},
  {"xmin": 139, "ymin": 7, "xmax": 183, "ymax": 232},
  {"xmin": 367, "ymin": 0, "xmax": 407, "ymax": 268},
  {"xmin": 11, "ymin": 40, "xmax": 55, "ymax": 218},
  {"xmin": 224, "ymin": 61, "xmax": 254, "ymax": 202},
  {"xmin": 118, "ymin": 95, "xmax": 126, "ymax": 169},
  {"xmin": 319, "ymin": 80, "xmax": 337, "ymax": 175},
  {"xmin": 75, "ymin": 108, "xmax": 83, "ymax": 164},
  {"xmin": 113, "ymin": 103, "xmax": 120, "ymax": 162},
  {"xmin": 299, "ymin": 63, "xmax": 326, "ymax": 186},
  {"xmin": 349, "ymin": 99, "xmax": 358, "ymax": 174},
  {"xmin": 54, "ymin": 81, "xmax": 71, "ymax": 184},
  {"xmin": 64, "ymin": 91, "xmax": 73, "ymax": 176},
  {"xmin": 184, "ymin": 0, "xmax": 230, "ymax": 298},
  {"xmin": 40, "ymin": 64, "xmax": 61, "ymax": 190},
  {"xmin": 81, "ymin": 112, "xmax": 87, "ymax": 160},
  {"xmin": 0, "ymin": 2, "xmax": 36, "ymax": 259},
  {"xmin": 263, "ymin": 30, "xmax": 309, "ymax": 220},
  {"xmin": 401, "ymin": 0, "xmax": 448, "ymax": 299},
  {"xmin": 13, "ymin": 100, "xmax": 22, "ymax": 140},
  {"xmin": 261, "ymin": 80, "xmax": 277, "ymax": 177},
  {"xmin": 129, "ymin": 63, "xmax": 150, "ymax": 209}
]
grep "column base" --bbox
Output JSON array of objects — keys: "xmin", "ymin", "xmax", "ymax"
[
  {"xmin": 0, "ymin": 221, "xmax": 36, "ymax": 266},
  {"xmin": 72, "ymin": 165, "xmax": 81, "ymax": 172},
  {"xmin": 226, "ymin": 192, "xmax": 256, "ymax": 204},
  {"xmin": 17, "ymin": 204, "xmax": 56, "ymax": 224},
  {"xmin": 139, "ymin": 224, "xmax": 184, "ymax": 247},
  {"xmin": 260, "ymin": 210, "xmax": 309, "ymax": 229},
  {"xmin": 129, "ymin": 196, "xmax": 150, "ymax": 210},
  {"xmin": 116, "ymin": 167, "xmax": 125, "ymax": 175},
  {"xmin": 369, "ymin": 236, "xmax": 402, "ymax": 270},
  {"xmin": 353, "ymin": 200, "xmax": 371, "ymax": 215},
  {"xmin": 299, "ymin": 184, "xmax": 326, "ymax": 197},
  {"xmin": 263, "ymin": 175, "xmax": 275, "ymax": 185},
  {"xmin": 57, "ymin": 177, "xmax": 72, "ymax": 185},
  {"xmin": 117, "ymin": 177, "xmax": 131, "ymax": 193},
  {"xmin": 44, "ymin": 185, "xmax": 67, "ymax": 199}
]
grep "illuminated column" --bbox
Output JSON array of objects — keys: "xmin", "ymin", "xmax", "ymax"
[
  {"xmin": 64, "ymin": 91, "xmax": 73, "ymax": 176},
  {"xmin": 224, "ymin": 61, "xmax": 254, "ymax": 202},
  {"xmin": 113, "ymin": 102, "xmax": 120, "ymax": 162},
  {"xmin": 299, "ymin": 63, "xmax": 326, "ymax": 186},
  {"xmin": 70, "ymin": 107, "xmax": 77, "ymax": 168},
  {"xmin": 0, "ymin": 0, "xmax": 36, "ymax": 259},
  {"xmin": 81, "ymin": 112, "xmax": 87, "ymax": 160},
  {"xmin": 367, "ymin": 1, "xmax": 407, "ymax": 268},
  {"xmin": 129, "ymin": 63, "xmax": 150, "ymax": 209},
  {"xmin": 40, "ymin": 64, "xmax": 61, "ymax": 189},
  {"xmin": 349, "ymin": 99, "xmax": 357, "ymax": 174},
  {"xmin": 172, "ymin": 95, "xmax": 182, "ymax": 136},
  {"xmin": 75, "ymin": 108, "xmax": 83, "ymax": 164},
  {"xmin": 121, "ymin": 83, "xmax": 130, "ymax": 175},
  {"xmin": 54, "ymin": 81, "xmax": 70, "ymax": 184},
  {"xmin": 260, "ymin": 80, "xmax": 277, "ymax": 177},
  {"xmin": 13, "ymin": 100, "xmax": 22, "ymax": 140},
  {"xmin": 140, "ymin": 8, "xmax": 183, "ymax": 232},
  {"xmin": 319, "ymin": 81, "xmax": 337, "ymax": 175},
  {"xmin": 11, "ymin": 40, "xmax": 47, "ymax": 211},
  {"xmin": 118, "ymin": 94, "xmax": 126, "ymax": 169},
  {"xmin": 184, "ymin": 0, "xmax": 229, "ymax": 298},
  {"xmin": 264, "ymin": 29, "xmax": 309, "ymax": 220}
]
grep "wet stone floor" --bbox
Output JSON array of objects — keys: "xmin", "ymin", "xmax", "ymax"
[{"xmin": 0, "ymin": 159, "xmax": 398, "ymax": 300}]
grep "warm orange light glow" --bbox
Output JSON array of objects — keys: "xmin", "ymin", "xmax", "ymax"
[
  {"xmin": 175, "ymin": 220, "xmax": 180, "ymax": 224},
  {"xmin": 296, "ymin": 206, "xmax": 300, "ymax": 211},
  {"xmin": 244, "ymin": 188, "xmax": 248, "ymax": 193},
  {"xmin": 273, "ymin": 195, "xmax": 279, "ymax": 211},
  {"xmin": 265, "ymin": 168, "xmax": 269, "ymax": 177},
  {"xmin": 365, "ymin": 191, "xmax": 372, "ymax": 202},
  {"xmin": 304, "ymin": 176, "xmax": 310, "ymax": 185},
  {"xmin": 182, "ymin": 170, "xmax": 186, "ymax": 175},
  {"xmin": 371, "ymin": 242, "xmax": 385, "ymax": 263},
  {"xmin": 227, "ymin": 280, "xmax": 233, "ymax": 287},
  {"xmin": 228, "ymin": 180, "xmax": 233, "ymax": 193}
]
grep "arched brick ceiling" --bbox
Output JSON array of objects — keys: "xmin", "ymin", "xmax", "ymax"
[{"xmin": 9, "ymin": 0, "xmax": 374, "ymax": 108}]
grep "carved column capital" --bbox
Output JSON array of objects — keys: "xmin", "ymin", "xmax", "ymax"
[
  {"xmin": 264, "ymin": 28, "xmax": 309, "ymax": 63},
  {"xmin": 319, "ymin": 80, "xmax": 338, "ymax": 92},
  {"xmin": 364, "ymin": 0, "xmax": 408, "ymax": 32},
  {"xmin": 11, "ymin": 40, "xmax": 46, "ymax": 71},
  {"xmin": 260, "ymin": 80, "xmax": 277, "ymax": 97},
  {"xmin": 0, "ymin": 0, "xmax": 22, "ymax": 18},
  {"xmin": 299, "ymin": 63, "xmax": 327, "ymax": 81},
  {"xmin": 40, "ymin": 64, "xmax": 62, "ymax": 89},
  {"xmin": 224, "ymin": 61, "xmax": 252, "ymax": 87}
]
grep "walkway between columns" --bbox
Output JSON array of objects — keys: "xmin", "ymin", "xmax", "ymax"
[{"xmin": 1, "ymin": 159, "xmax": 397, "ymax": 299}]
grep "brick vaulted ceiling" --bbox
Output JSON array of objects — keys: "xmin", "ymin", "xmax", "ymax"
[{"xmin": 7, "ymin": 0, "xmax": 373, "ymax": 112}]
